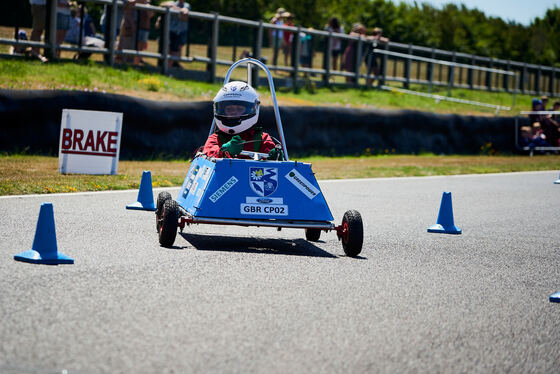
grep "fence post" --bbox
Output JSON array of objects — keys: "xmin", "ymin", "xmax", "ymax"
[
  {"xmin": 437, "ymin": 52, "xmax": 442, "ymax": 83},
  {"xmin": 535, "ymin": 66, "xmax": 542, "ymax": 95},
  {"xmin": 78, "ymin": 2, "xmax": 85, "ymax": 49},
  {"xmin": 292, "ymin": 26, "xmax": 301, "ymax": 92},
  {"xmin": 550, "ymin": 67, "xmax": 556, "ymax": 97},
  {"xmin": 106, "ymin": 0, "xmax": 118, "ymax": 66},
  {"xmin": 468, "ymin": 54, "xmax": 475, "ymax": 89},
  {"xmin": 272, "ymin": 25, "xmax": 280, "ymax": 66},
  {"xmin": 486, "ymin": 57, "xmax": 493, "ymax": 91},
  {"xmin": 447, "ymin": 51, "xmax": 455, "ymax": 96},
  {"xmin": 520, "ymin": 63, "xmax": 527, "ymax": 94},
  {"xmin": 252, "ymin": 21, "xmax": 263, "ymax": 88},
  {"xmin": 404, "ymin": 43, "xmax": 412, "ymax": 89},
  {"xmin": 354, "ymin": 36, "xmax": 363, "ymax": 87},
  {"xmin": 323, "ymin": 31, "xmax": 332, "ymax": 86},
  {"xmin": 232, "ymin": 24, "xmax": 238, "ymax": 62},
  {"xmin": 47, "ymin": 0, "xmax": 57, "ymax": 60},
  {"xmin": 208, "ymin": 12, "xmax": 219, "ymax": 83},
  {"xmin": 161, "ymin": 7, "xmax": 170, "ymax": 75},
  {"xmin": 427, "ymin": 47, "xmax": 435, "ymax": 94},
  {"xmin": 380, "ymin": 43, "xmax": 388, "ymax": 87},
  {"xmin": 504, "ymin": 60, "xmax": 511, "ymax": 92}
]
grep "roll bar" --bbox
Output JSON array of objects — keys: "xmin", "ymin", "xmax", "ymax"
[{"xmin": 208, "ymin": 58, "xmax": 290, "ymax": 161}]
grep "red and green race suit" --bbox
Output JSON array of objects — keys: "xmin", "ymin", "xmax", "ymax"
[{"xmin": 203, "ymin": 127, "xmax": 276, "ymax": 158}]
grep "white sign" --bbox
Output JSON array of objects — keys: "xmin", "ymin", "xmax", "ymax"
[
  {"xmin": 58, "ymin": 109, "xmax": 123, "ymax": 174},
  {"xmin": 285, "ymin": 169, "xmax": 320, "ymax": 199}
]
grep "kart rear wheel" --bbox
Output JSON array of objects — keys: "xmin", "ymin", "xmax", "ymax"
[
  {"xmin": 156, "ymin": 192, "xmax": 172, "ymax": 232},
  {"xmin": 305, "ymin": 228, "xmax": 321, "ymax": 242},
  {"xmin": 159, "ymin": 199, "xmax": 179, "ymax": 247},
  {"xmin": 341, "ymin": 210, "xmax": 363, "ymax": 257}
]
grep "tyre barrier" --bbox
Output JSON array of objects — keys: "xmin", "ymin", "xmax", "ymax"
[{"xmin": 0, "ymin": 90, "xmax": 516, "ymax": 157}]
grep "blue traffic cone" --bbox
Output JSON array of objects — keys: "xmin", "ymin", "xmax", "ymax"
[
  {"xmin": 14, "ymin": 203, "xmax": 74, "ymax": 265},
  {"xmin": 126, "ymin": 170, "xmax": 156, "ymax": 211},
  {"xmin": 427, "ymin": 191, "xmax": 462, "ymax": 235},
  {"xmin": 550, "ymin": 292, "xmax": 560, "ymax": 303},
  {"xmin": 554, "ymin": 173, "xmax": 560, "ymax": 184}
]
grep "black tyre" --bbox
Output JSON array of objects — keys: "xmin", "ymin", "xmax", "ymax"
[
  {"xmin": 305, "ymin": 228, "xmax": 321, "ymax": 242},
  {"xmin": 159, "ymin": 199, "xmax": 179, "ymax": 247},
  {"xmin": 156, "ymin": 192, "xmax": 172, "ymax": 232},
  {"xmin": 341, "ymin": 210, "xmax": 363, "ymax": 257}
]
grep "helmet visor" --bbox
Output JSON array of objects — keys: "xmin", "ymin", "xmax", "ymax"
[{"xmin": 214, "ymin": 100, "xmax": 257, "ymax": 118}]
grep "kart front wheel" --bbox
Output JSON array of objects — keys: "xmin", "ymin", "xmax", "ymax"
[
  {"xmin": 159, "ymin": 199, "xmax": 179, "ymax": 247},
  {"xmin": 305, "ymin": 228, "xmax": 321, "ymax": 242},
  {"xmin": 156, "ymin": 191, "xmax": 172, "ymax": 232},
  {"xmin": 340, "ymin": 210, "xmax": 363, "ymax": 257}
]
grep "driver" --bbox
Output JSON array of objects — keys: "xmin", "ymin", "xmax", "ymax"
[{"xmin": 203, "ymin": 81, "xmax": 283, "ymax": 160}]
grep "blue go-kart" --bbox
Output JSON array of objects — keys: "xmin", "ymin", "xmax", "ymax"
[{"xmin": 155, "ymin": 58, "xmax": 363, "ymax": 257}]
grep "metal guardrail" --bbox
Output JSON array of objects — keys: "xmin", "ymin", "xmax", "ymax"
[
  {"xmin": 380, "ymin": 85, "xmax": 512, "ymax": 113},
  {"xmin": 1, "ymin": 0, "xmax": 558, "ymax": 99},
  {"xmin": 373, "ymin": 49, "xmax": 518, "ymax": 112}
]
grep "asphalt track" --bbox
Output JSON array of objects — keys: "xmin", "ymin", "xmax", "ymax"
[{"xmin": 1, "ymin": 171, "xmax": 559, "ymax": 374}]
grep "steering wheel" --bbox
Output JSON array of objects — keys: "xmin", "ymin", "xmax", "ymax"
[{"xmin": 240, "ymin": 150, "xmax": 270, "ymax": 160}]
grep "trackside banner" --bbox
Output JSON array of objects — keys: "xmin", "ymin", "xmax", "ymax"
[{"xmin": 58, "ymin": 109, "xmax": 123, "ymax": 174}]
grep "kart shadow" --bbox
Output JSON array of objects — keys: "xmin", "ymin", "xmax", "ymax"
[{"xmin": 179, "ymin": 232, "xmax": 338, "ymax": 258}]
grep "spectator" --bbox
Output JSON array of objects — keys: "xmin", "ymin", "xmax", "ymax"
[
  {"xmin": 365, "ymin": 27, "xmax": 389, "ymax": 86},
  {"xmin": 551, "ymin": 101, "xmax": 560, "ymax": 146},
  {"xmin": 29, "ymin": 0, "xmax": 46, "ymax": 58},
  {"xmin": 64, "ymin": 6, "xmax": 83, "ymax": 45},
  {"xmin": 519, "ymin": 126, "xmax": 534, "ymax": 147},
  {"xmin": 269, "ymin": 8, "xmax": 285, "ymax": 66},
  {"xmin": 530, "ymin": 122, "xmax": 550, "ymax": 147},
  {"xmin": 552, "ymin": 101, "xmax": 560, "ymax": 120},
  {"xmin": 342, "ymin": 23, "xmax": 366, "ymax": 83},
  {"xmin": 116, "ymin": 0, "xmax": 137, "ymax": 64},
  {"xmin": 159, "ymin": 0, "xmax": 190, "ymax": 68},
  {"xmin": 540, "ymin": 95, "xmax": 549, "ymax": 110},
  {"xmin": 135, "ymin": 0, "xmax": 153, "ymax": 65},
  {"xmin": 11, "ymin": 28, "xmax": 48, "ymax": 62},
  {"xmin": 82, "ymin": 6, "xmax": 97, "ymax": 37},
  {"xmin": 529, "ymin": 98, "xmax": 544, "ymax": 125},
  {"xmin": 282, "ymin": 13, "xmax": 294, "ymax": 66},
  {"xmin": 324, "ymin": 17, "xmax": 344, "ymax": 72},
  {"xmin": 299, "ymin": 29, "xmax": 314, "ymax": 69},
  {"xmin": 11, "ymin": 30, "xmax": 29, "ymax": 55},
  {"xmin": 100, "ymin": 4, "xmax": 124, "ymax": 36},
  {"xmin": 64, "ymin": 5, "xmax": 104, "ymax": 60},
  {"xmin": 56, "ymin": 0, "xmax": 72, "ymax": 58},
  {"xmin": 541, "ymin": 113, "xmax": 560, "ymax": 149}
]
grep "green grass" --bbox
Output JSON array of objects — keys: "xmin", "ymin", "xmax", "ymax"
[
  {"xmin": 0, "ymin": 59, "xmax": 218, "ymax": 100},
  {"xmin": 1, "ymin": 154, "xmax": 559, "ymax": 195},
  {"xmin": 0, "ymin": 58, "xmax": 537, "ymax": 116}
]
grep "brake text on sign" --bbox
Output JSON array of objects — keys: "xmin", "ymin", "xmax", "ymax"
[{"xmin": 61, "ymin": 128, "xmax": 119, "ymax": 157}]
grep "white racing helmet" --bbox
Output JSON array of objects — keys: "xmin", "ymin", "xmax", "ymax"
[{"xmin": 213, "ymin": 81, "xmax": 260, "ymax": 134}]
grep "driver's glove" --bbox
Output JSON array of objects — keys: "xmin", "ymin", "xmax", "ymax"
[
  {"xmin": 268, "ymin": 145, "xmax": 284, "ymax": 160},
  {"xmin": 221, "ymin": 135, "xmax": 244, "ymax": 157}
]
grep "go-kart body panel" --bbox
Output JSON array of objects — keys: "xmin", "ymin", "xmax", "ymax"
[{"xmin": 176, "ymin": 156, "xmax": 334, "ymax": 222}]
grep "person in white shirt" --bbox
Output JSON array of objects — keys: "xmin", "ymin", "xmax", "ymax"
[{"xmin": 324, "ymin": 17, "xmax": 344, "ymax": 71}]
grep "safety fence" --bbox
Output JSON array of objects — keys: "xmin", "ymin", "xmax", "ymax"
[{"xmin": 1, "ymin": 0, "xmax": 558, "ymax": 101}]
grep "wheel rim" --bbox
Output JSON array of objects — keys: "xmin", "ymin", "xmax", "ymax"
[
  {"xmin": 342, "ymin": 221, "xmax": 349, "ymax": 244},
  {"xmin": 159, "ymin": 211, "xmax": 164, "ymax": 234}
]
